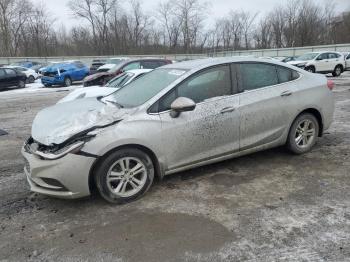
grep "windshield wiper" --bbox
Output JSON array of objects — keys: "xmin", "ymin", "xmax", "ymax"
[{"xmin": 104, "ymin": 100, "xmax": 124, "ymax": 108}]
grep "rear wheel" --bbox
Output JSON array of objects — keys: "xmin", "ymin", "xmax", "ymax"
[
  {"xmin": 332, "ymin": 65, "xmax": 342, "ymax": 77},
  {"xmin": 287, "ymin": 113, "xmax": 319, "ymax": 154},
  {"xmin": 18, "ymin": 80, "xmax": 25, "ymax": 88},
  {"xmin": 64, "ymin": 77, "xmax": 72, "ymax": 87},
  {"xmin": 95, "ymin": 148, "xmax": 154, "ymax": 204}
]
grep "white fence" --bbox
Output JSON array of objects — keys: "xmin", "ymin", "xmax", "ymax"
[{"xmin": 0, "ymin": 43, "xmax": 349, "ymax": 65}]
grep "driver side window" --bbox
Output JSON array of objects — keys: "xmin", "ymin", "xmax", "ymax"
[
  {"xmin": 158, "ymin": 65, "xmax": 232, "ymax": 112},
  {"xmin": 159, "ymin": 65, "xmax": 232, "ymax": 112},
  {"xmin": 317, "ymin": 53, "xmax": 328, "ymax": 60}
]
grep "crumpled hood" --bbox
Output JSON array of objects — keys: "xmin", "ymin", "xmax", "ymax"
[
  {"xmin": 98, "ymin": 64, "xmax": 115, "ymax": 70},
  {"xmin": 32, "ymin": 97, "xmax": 131, "ymax": 146},
  {"xmin": 57, "ymin": 87, "xmax": 117, "ymax": 104},
  {"xmin": 84, "ymin": 72, "xmax": 112, "ymax": 81}
]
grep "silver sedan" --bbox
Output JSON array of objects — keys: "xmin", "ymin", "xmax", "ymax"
[{"xmin": 22, "ymin": 57, "xmax": 335, "ymax": 203}]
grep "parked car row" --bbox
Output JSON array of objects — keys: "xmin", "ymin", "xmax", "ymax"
[{"xmin": 83, "ymin": 58, "xmax": 172, "ymax": 86}]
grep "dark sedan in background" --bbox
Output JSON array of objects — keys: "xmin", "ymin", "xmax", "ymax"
[
  {"xmin": 83, "ymin": 58, "xmax": 172, "ymax": 86},
  {"xmin": 0, "ymin": 67, "xmax": 27, "ymax": 90}
]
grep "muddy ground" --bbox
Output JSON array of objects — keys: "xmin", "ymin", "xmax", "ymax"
[{"xmin": 0, "ymin": 74, "xmax": 349, "ymax": 262}]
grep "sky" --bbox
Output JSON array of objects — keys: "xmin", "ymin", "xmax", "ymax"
[{"xmin": 32, "ymin": 0, "xmax": 350, "ymax": 29}]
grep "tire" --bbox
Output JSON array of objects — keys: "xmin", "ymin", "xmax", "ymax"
[
  {"xmin": 305, "ymin": 66, "xmax": 315, "ymax": 73},
  {"xmin": 287, "ymin": 113, "xmax": 319, "ymax": 154},
  {"xmin": 18, "ymin": 80, "xmax": 25, "ymax": 89},
  {"xmin": 28, "ymin": 75, "xmax": 35, "ymax": 83},
  {"xmin": 95, "ymin": 148, "xmax": 155, "ymax": 204},
  {"xmin": 44, "ymin": 84, "xmax": 52, "ymax": 87},
  {"xmin": 332, "ymin": 65, "xmax": 342, "ymax": 77},
  {"xmin": 64, "ymin": 77, "xmax": 72, "ymax": 87}
]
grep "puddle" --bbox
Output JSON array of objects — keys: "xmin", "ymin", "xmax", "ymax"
[{"xmin": 17, "ymin": 211, "xmax": 233, "ymax": 261}]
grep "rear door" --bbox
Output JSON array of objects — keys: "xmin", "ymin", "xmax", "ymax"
[
  {"xmin": 158, "ymin": 64, "xmax": 240, "ymax": 170},
  {"xmin": 237, "ymin": 62, "xmax": 299, "ymax": 150},
  {"xmin": 328, "ymin": 53, "xmax": 340, "ymax": 71}
]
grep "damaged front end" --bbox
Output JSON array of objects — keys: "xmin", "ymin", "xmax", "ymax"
[{"xmin": 24, "ymin": 135, "xmax": 91, "ymax": 160}]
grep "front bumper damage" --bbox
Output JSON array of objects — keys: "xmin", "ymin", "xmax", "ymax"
[{"xmin": 22, "ymin": 138, "xmax": 96, "ymax": 199}]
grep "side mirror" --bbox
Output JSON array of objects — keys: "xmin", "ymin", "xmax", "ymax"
[
  {"xmin": 170, "ymin": 97, "xmax": 196, "ymax": 118},
  {"xmin": 316, "ymin": 56, "xmax": 323, "ymax": 61}
]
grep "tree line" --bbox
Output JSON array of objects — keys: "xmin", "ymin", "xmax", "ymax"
[{"xmin": 0, "ymin": 0, "xmax": 349, "ymax": 57}]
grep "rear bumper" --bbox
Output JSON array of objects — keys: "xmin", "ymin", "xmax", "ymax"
[{"xmin": 21, "ymin": 146, "xmax": 95, "ymax": 199}]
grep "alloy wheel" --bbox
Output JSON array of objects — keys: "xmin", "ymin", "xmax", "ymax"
[
  {"xmin": 106, "ymin": 157, "xmax": 147, "ymax": 198},
  {"xmin": 295, "ymin": 119, "xmax": 316, "ymax": 149}
]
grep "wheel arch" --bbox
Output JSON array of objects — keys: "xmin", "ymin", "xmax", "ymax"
[
  {"xmin": 88, "ymin": 144, "xmax": 164, "ymax": 194},
  {"xmin": 293, "ymin": 108, "xmax": 324, "ymax": 137},
  {"xmin": 335, "ymin": 64, "xmax": 344, "ymax": 72}
]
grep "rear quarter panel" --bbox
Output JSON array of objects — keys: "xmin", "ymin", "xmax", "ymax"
[{"xmin": 290, "ymin": 72, "xmax": 334, "ymax": 131}]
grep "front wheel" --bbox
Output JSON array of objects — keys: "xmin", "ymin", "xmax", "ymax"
[
  {"xmin": 305, "ymin": 66, "xmax": 315, "ymax": 73},
  {"xmin": 64, "ymin": 77, "xmax": 72, "ymax": 87},
  {"xmin": 28, "ymin": 75, "xmax": 35, "ymax": 83},
  {"xmin": 95, "ymin": 148, "xmax": 155, "ymax": 204},
  {"xmin": 18, "ymin": 80, "xmax": 25, "ymax": 88},
  {"xmin": 287, "ymin": 113, "xmax": 319, "ymax": 154}
]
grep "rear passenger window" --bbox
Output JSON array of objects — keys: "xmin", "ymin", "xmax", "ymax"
[
  {"xmin": 328, "ymin": 53, "xmax": 337, "ymax": 59},
  {"xmin": 240, "ymin": 63, "xmax": 278, "ymax": 90},
  {"xmin": 4, "ymin": 69, "xmax": 16, "ymax": 76},
  {"xmin": 142, "ymin": 61, "xmax": 161, "ymax": 69},
  {"xmin": 0, "ymin": 69, "xmax": 5, "ymax": 77},
  {"xmin": 277, "ymin": 66, "xmax": 300, "ymax": 83}
]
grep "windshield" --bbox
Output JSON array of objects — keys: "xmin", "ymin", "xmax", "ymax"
[
  {"xmin": 106, "ymin": 73, "xmax": 134, "ymax": 88},
  {"xmin": 104, "ymin": 68, "xmax": 187, "ymax": 108},
  {"xmin": 297, "ymin": 53, "xmax": 320, "ymax": 61}
]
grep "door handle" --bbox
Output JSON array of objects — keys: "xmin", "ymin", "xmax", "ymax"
[
  {"xmin": 281, "ymin": 91, "xmax": 293, "ymax": 97},
  {"xmin": 220, "ymin": 107, "xmax": 236, "ymax": 114}
]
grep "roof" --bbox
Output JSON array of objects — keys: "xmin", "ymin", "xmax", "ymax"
[{"xmin": 161, "ymin": 57, "xmax": 290, "ymax": 70}]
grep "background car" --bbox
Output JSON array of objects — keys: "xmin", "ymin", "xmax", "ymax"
[
  {"xmin": 0, "ymin": 67, "xmax": 27, "ymax": 90},
  {"xmin": 6, "ymin": 66, "xmax": 39, "ymax": 83},
  {"xmin": 57, "ymin": 69, "xmax": 152, "ymax": 104},
  {"xmin": 89, "ymin": 59, "xmax": 107, "ymax": 75},
  {"xmin": 83, "ymin": 58, "xmax": 172, "ymax": 86},
  {"xmin": 10, "ymin": 61, "xmax": 45, "ymax": 72},
  {"xmin": 281, "ymin": 56, "xmax": 297, "ymax": 63},
  {"xmin": 288, "ymin": 51, "xmax": 345, "ymax": 76},
  {"xmin": 41, "ymin": 61, "xmax": 89, "ymax": 87},
  {"xmin": 97, "ymin": 57, "xmax": 130, "ymax": 72},
  {"xmin": 344, "ymin": 53, "xmax": 350, "ymax": 71}
]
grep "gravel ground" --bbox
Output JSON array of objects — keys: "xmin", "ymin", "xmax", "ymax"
[{"xmin": 0, "ymin": 74, "xmax": 349, "ymax": 262}]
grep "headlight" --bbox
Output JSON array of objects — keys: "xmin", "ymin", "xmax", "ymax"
[
  {"xmin": 31, "ymin": 141, "xmax": 85, "ymax": 160},
  {"xmin": 297, "ymin": 63, "xmax": 307, "ymax": 67}
]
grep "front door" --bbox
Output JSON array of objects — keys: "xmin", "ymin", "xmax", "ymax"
[
  {"xmin": 4, "ymin": 69, "xmax": 17, "ymax": 87},
  {"xmin": 158, "ymin": 64, "xmax": 240, "ymax": 171}
]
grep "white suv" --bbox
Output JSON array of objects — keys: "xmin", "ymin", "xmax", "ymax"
[{"xmin": 288, "ymin": 51, "xmax": 345, "ymax": 77}]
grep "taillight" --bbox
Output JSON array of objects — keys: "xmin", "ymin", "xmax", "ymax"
[{"xmin": 327, "ymin": 80, "xmax": 334, "ymax": 90}]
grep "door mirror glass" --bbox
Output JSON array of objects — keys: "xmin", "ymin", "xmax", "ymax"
[{"xmin": 170, "ymin": 97, "xmax": 196, "ymax": 118}]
